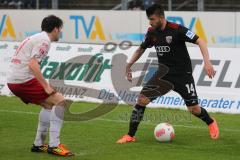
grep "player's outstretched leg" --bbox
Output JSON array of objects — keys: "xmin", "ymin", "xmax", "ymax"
[
  {"xmin": 116, "ymin": 94, "xmax": 149, "ymax": 144},
  {"xmin": 188, "ymin": 105, "xmax": 219, "ymax": 140}
]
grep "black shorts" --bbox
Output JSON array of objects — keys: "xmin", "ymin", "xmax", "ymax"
[{"xmin": 140, "ymin": 72, "xmax": 199, "ymax": 106}]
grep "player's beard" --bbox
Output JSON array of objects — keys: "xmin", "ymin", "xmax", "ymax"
[
  {"xmin": 157, "ymin": 20, "xmax": 163, "ymax": 29},
  {"xmin": 151, "ymin": 20, "xmax": 162, "ymax": 29}
]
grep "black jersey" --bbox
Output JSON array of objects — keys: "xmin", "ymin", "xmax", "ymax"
[{"xmin": 140, "ymin": 21, "xmax": 199, "ymax": 74}]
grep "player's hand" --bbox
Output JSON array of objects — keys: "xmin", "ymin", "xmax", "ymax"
[
  {"xmin": 204, "ymin": 61, "xmax": 216, "ymax": 79},
  {"xmin": 44, "ymin": 84, "xmax": 56, "ymax": 95},
  {"xmin": 125, "ymin": 66, "xmax": 132, "ymax": 82}
]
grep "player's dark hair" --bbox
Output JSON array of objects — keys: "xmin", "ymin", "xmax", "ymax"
[
  {"xmin": 41, "ymin": 15, "xmax": 63, "ymax": 33},
  {"xmin": 146, "ymin": 4, "xmax": 165, "ymax": 17}
]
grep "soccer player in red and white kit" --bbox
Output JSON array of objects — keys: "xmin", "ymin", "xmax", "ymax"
[{"xmin": 7, "ymin": 15, "xmax": 74, "ymax": 156}]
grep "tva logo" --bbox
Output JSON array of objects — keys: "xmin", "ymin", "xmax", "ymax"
[
  {"xmin": 167, "ymin": 16, "xmax": 207, "ymax": 42},
  {"xmin": 0, "ymin": 15, "xmax": 16, "ymax": 40},
  {"xmin": 70, "ymin": 15, "xmax": 107, "ymax": 41}
]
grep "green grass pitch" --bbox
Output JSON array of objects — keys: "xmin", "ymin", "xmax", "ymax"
[{"xmin": 0, "ymin": 96, "xmax": 240, "ymax": 160}]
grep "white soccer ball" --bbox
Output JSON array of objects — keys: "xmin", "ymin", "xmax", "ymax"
[{"xmin": 154, "ymin": 123, "xmax": 175, "ymax": 142}]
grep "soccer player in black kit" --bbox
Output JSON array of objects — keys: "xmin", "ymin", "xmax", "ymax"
[{"xmin": 116, "ymin": 4, "xmax": 219, "ymax": 144}]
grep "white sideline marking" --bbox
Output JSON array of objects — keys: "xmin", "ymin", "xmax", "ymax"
[
  {"xmin": 0, "ymin": 109, "xmax": 38, "ymax": 115},
  {"xmin": 0, "ymin": 109, "xmax": 240, "ymax": 133}
]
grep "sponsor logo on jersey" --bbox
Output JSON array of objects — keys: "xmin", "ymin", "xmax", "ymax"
[
  {"xmin": 186, "ymin": 30, "xmax": 195, "ymax": 39},
  {"xmin": 155, "ymin": 46, "xmax": 171, "ymax": 55}
]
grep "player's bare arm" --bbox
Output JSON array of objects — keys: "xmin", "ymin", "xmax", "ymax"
[
  {"xmin": 126, "ymin": 47, "xmax": 145, "ymax": 82},
  {"xmin": 28, "ymin": 58, "xmax": 54, "ymax": 95},
  {"xmin": 196, "ymin": 38, "xmax": 216, "ymax": 79}
]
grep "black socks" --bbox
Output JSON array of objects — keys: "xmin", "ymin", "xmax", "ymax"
[
  {"xmin": 128, "ymin": 104, "xmax": 146, "ymax": 137},
  {"xmin": 194, "ymin": 107, "xmax": 214, "ymax": 125},
  {"xmin": 128, "ymin": 105, "xmax": 213, "ymax": 138}
]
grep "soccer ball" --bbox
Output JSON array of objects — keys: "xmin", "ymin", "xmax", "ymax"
[{"xmin": 154, "ymin": 123, "xmax": 175, "ymax": 142}]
